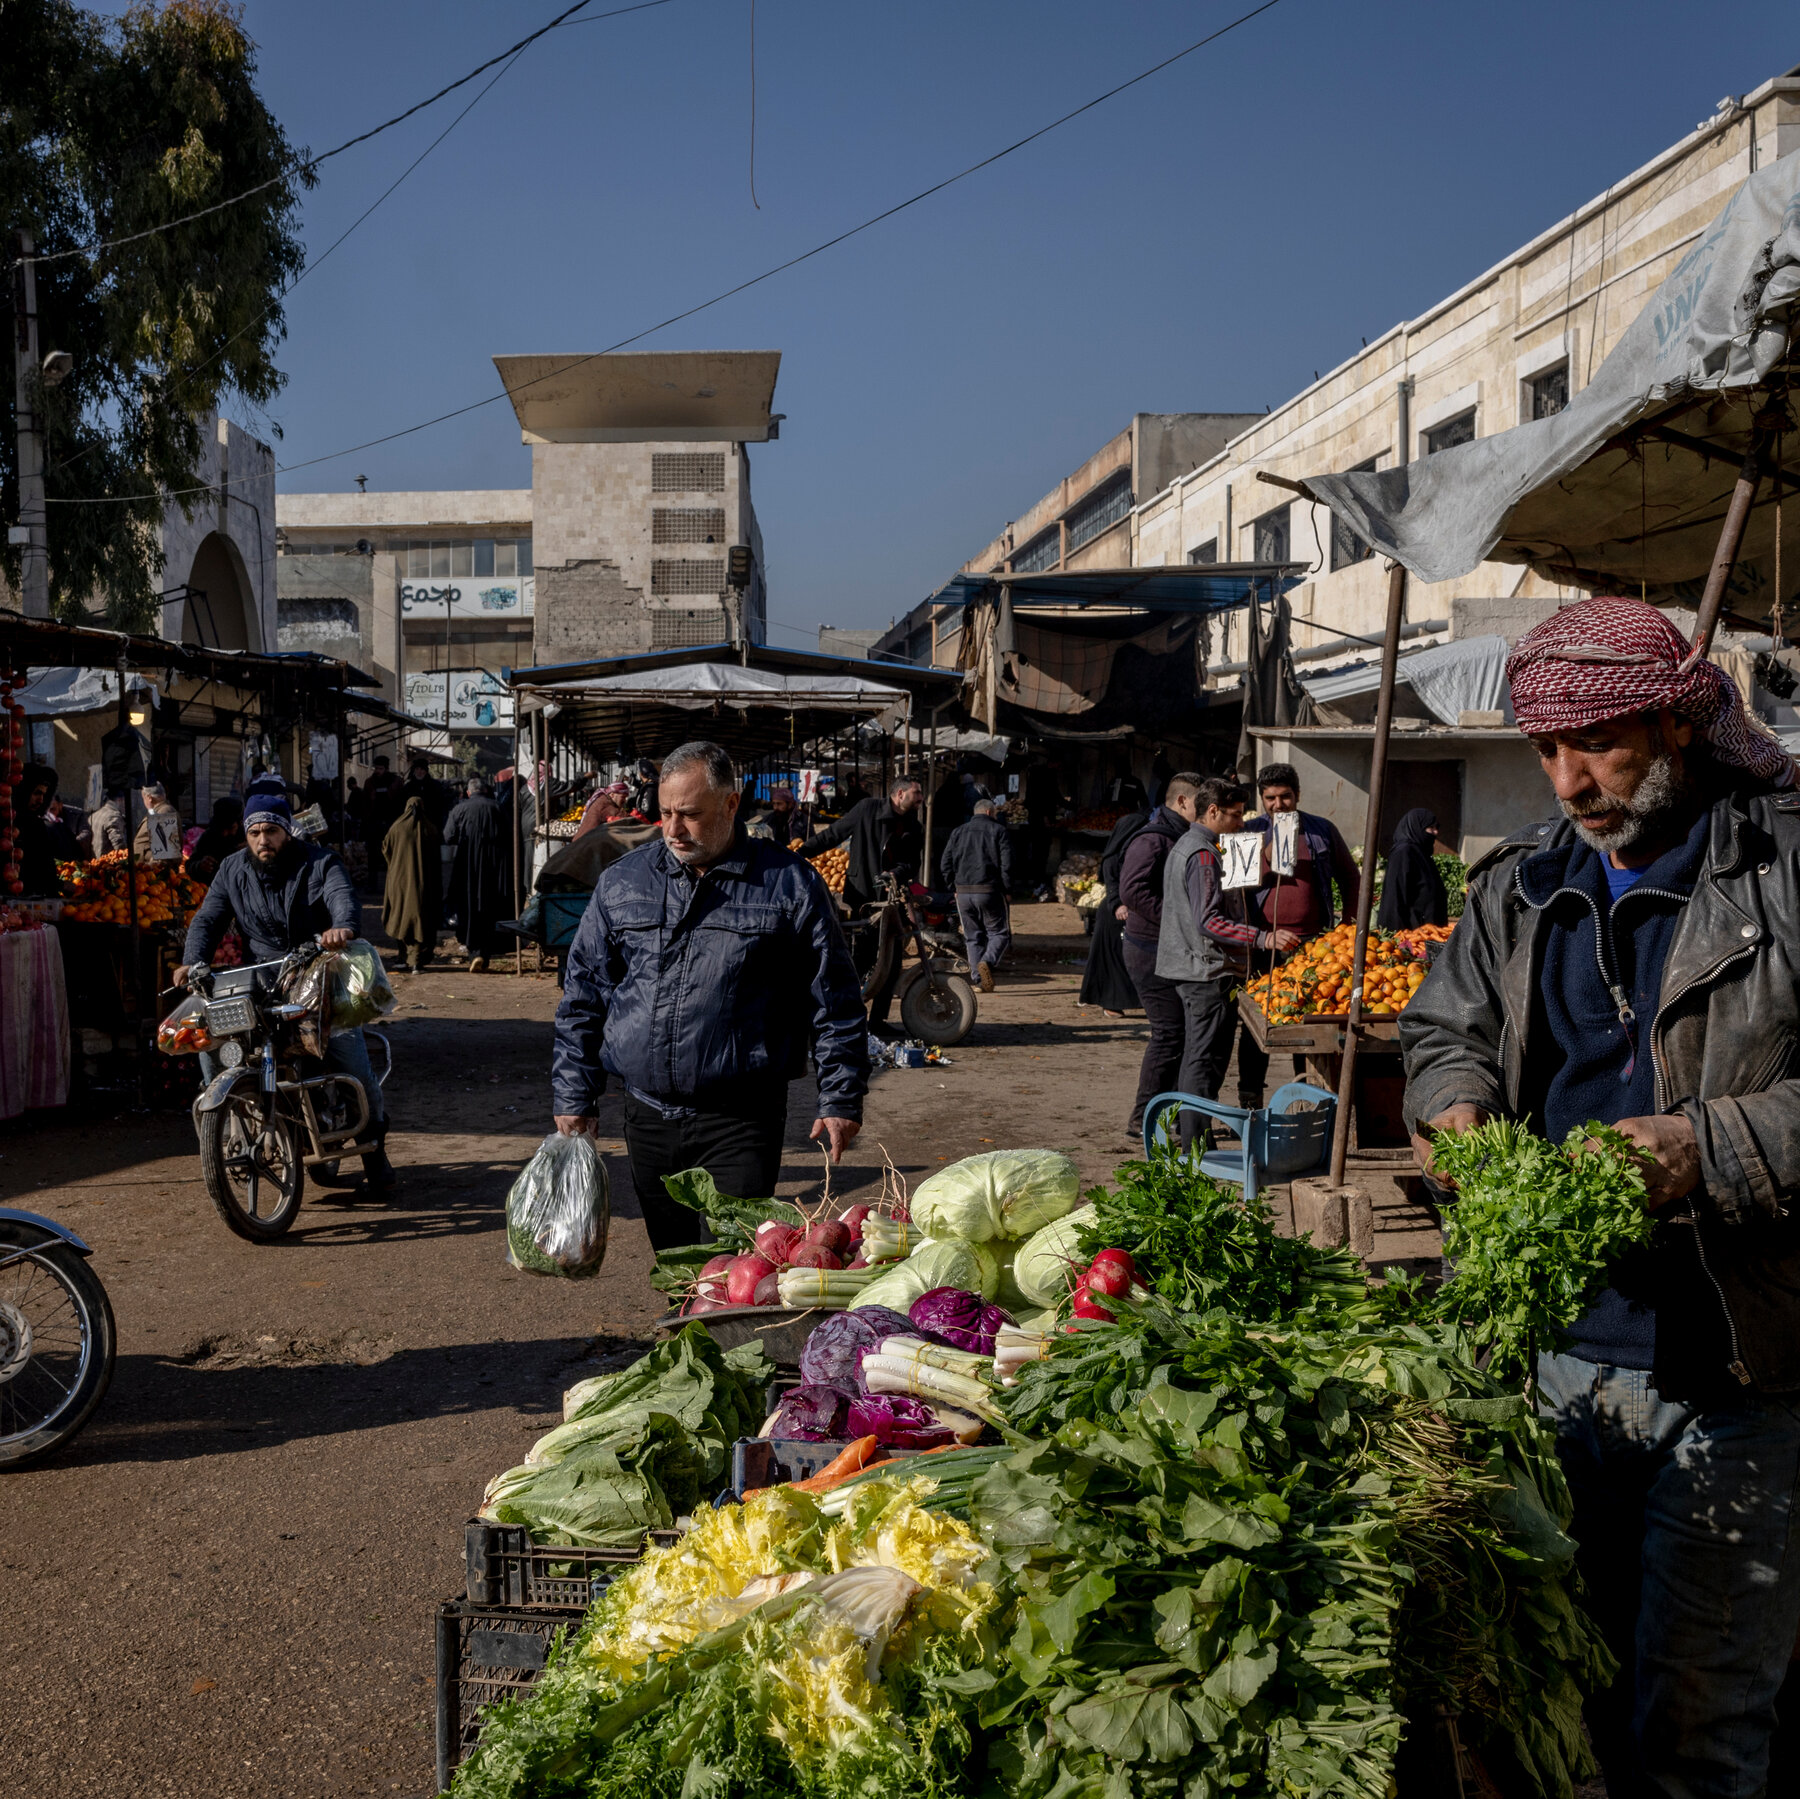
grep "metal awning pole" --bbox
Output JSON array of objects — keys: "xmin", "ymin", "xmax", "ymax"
[
  {"xmin": 511, "ymin": 708, "xmax": 524, "ymax": 977},
  {"xmin": 922, "ymin": 702, "xmax": 942, "ymax": 887},
  {"xmin": 901, "ymin": 694, "xmax": 911, "ymax": 776},
  {"xmin": 1328, "ymin": 558, "xmax": 1408, "ymax": 1186},
  {"xmin": 1683, "ymin": 439, "xmax": 1766, "ymax": 668}
]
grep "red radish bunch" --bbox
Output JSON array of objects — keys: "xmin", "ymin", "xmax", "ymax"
[
  {"xmin": 755, "ymin": 1221, "xmax": 802, "ymax": 1265},
  {"xmin": 726, "ymin": 1253, "xmax": 777, "ymax": 1305},
  {"xmin": 839, "ymin": 1204, "xmax": 872, "ymax": 1240},
  {"xmin": 1070, "ymin": 1248, "xmax": 1137, "ymax": 1323},
  {"xmin": 803, "ymin": 1217, "xmax": 851, "ymax": 1257},
  {"xmin": 786, "ymin": 1242, "xmax": 843, "ymax": 1271}
]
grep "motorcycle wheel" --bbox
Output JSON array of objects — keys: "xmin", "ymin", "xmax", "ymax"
[
  {"xmin": 899, "ymin": 968, "xmax": 978, "ymax": 1046},
  {"xmin": 199, "ymin": 1094, "xmax": 305, "ymax": 1241},
  {"xmin": 0, "ymin": 1224, "xmax": 117, "ymax": 1470}
]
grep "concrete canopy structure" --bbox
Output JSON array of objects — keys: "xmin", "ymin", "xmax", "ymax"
[{"xmin": 494, "ymin": 351, "xmax": 782, "ymax": 443}]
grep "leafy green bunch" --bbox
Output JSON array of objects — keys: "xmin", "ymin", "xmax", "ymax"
[
  {"xmin": 1429, "ymin": 1118, "xmax": 1657, "ymax": 1383},
  {"xmin": 1074, "ymin": 1153, "xmax": 1368, "ymax": 1322},
  {"xmin": 976, "ymin": 1300, "xmax": 1610, "ymax": 1798}
]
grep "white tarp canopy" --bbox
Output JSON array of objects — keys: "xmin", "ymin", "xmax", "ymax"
[
  {"xmin": 513, "ymin": 662, "xmax": 908, "ymax": 713},
  {"xmin": 1297, "ymin": 148, "xmax": 1800, "ymax": 609},
  {"xmin": 1303, "ymin": 633, "xmax": 1512, "ymax": 725},
  {"xmin": 16, "ymin": 665, "xmax": 151, "ymax": 716}
]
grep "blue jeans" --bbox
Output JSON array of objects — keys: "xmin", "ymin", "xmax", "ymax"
[
  {"xmin": 198, "ymin": 1024, "xmax": 386, "ymax": 1128},
  {"xmin": 1537, "ymin": 1350, "xmax": 1800, "ymax": 1798},
  {"xmin": 955, "ymin": 891, "xmax": 1010, "ymax": 973}
]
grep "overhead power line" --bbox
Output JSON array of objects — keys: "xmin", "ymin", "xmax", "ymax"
[
  {"xmin": 13, "ymin": 0, "xmax": 675, "ymax": 271},
  {"xmin": 47, "ymin": 0, "xmax": 1286, "ymax": 508}
]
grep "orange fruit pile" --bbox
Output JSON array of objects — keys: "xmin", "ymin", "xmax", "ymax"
[
  {"xmin": 1254, "ymin": 920, "xmax": 1430, "ymax": 1023},
  {"xmin": 809, "ymin": 845, "xmax": 849, "ymax": 894},
  {"xmin": 57, "ymin": 849, "xmax": 210, "ymax": 929}
]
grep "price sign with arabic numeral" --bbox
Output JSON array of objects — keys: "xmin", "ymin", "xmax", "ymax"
[{"xmin": 1219, "ymin": 831, "xmax": 1264, "ymax": 890}]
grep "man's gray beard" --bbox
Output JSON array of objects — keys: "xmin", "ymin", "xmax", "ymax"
[{"xmin": 1560, "ymin": 750, "xmax": 1693, "ymax": 853}]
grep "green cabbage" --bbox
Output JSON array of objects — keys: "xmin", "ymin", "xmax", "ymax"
[
  {"xmin": 989, "ymin": 1234, "xmax": 1031, "ymax": 1315},
  {"xmin": 910, "ymin": 1149, "xmax": 1081, "ymax": 1243},
  {"xmin": 1012, "ymin": 1207, "xmax": 1092, "ymax": 1308},
  {"xmin": 852, "ymin": 1237, "xmax": 997, "ymax": 1312}
]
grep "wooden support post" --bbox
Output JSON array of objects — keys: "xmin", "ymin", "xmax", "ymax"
[
  {"xmin": 1328, "ymin": 559, "xmax": 1408, "ymax": 1186},
  {"xmin": 1682, "ymin": 441, "xmax": 1765, "ymax": 669}
]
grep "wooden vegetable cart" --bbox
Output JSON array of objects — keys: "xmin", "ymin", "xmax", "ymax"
[{"xmin": 1236, "ymin": 990, "xmax": 1412, "ymax": 1150}]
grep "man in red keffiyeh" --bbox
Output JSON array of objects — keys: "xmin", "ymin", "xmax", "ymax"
[{"xmin": 1399, "ymin": 596, "xmax": 1800, "ymax": 1794}]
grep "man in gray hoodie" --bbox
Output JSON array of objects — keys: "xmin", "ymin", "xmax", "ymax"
[{"xmin": 1156, "ymin": 776, "xmax": 1300, "ymax": 1143}]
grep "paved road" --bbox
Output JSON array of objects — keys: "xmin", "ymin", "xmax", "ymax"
[{"xmin": 1, "ymin": 956, "xmax": 1170, "ymax": 1798}]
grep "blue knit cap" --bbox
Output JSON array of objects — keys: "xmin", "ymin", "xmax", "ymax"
[{"xmin": 242, "ymin": 779, "xmax": 292, "ymax": 832}]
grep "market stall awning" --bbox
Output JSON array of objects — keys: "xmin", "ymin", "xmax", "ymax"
[
  {"xmin": 516, "ymin": 662, "xmax": 908, "ymax": 711},
  {"xmin": 1302, "ymin": 633, "xmax": 1511, "ymax": 724},
  {"xmin": 508, "ymin": 641, "xmax": 961, "ymax": 705},
  {"xmin": 0, "ymin": 613, "xmax": 381, "ymax": 691},
  {"xmin": 1291, "ymin": 148, "xmax": 1800, "ymax": 607},
  {"xmin": 507, "ymin": 652, "xmax": 930, "ymax": 765},
  {"xmin": 15, "ymin": 665, "xmax": 151, "ymax": 716},
  {"xmin": 930, "ymin": 563, "xmax": 1305, "ymax": 614}
]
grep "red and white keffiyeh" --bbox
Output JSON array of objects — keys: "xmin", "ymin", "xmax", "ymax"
[{"xmin": 1506, "ymin": 597, "xmax": 1791, "ymax": 781}]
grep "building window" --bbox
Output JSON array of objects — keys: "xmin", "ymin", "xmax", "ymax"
[
  {"xmin": 652, "ymin": 558, "xmax": 727, "ymax": 596},
  {"xmin": 651, "ymin": 607, "xmax": 730, "ymax": 647},
  {"xmin": 450, "ymin": 542, "xmax": 472, "ymax": 577},
  {"xmin": 1012, "ymin": 529, "xmax": 1061, "ymax": 574},
  {"xmin": 1424, "ymin": 409, "xmax": 1476, "ymax": 455},
  {"xmin": 473, "ymin": 539, "xmax": 495, "ymax": 576},
  {"xmin": 935, "ymin": 609, "xmax": 962, "ymax": 644},
  {"xmin": 652, "ymin": 452, "xmax": 726, "ymax": 492},
  {"xmin": 1330, "ymin": 457, "xmax": 1379, "ymax": 571},
  {"xmin": 1527, "ymin": 362, "xmax": 1569, "ymax": 420},
  {"xmin": 429, "ymin": 542, "xmax": 451, "ymax": 578},
  {"xmin": 653, "ymin": 507, "xmax": 727, "ymax": 544},
  {"xmin": 1188, "ymin": 539, "xmax": 1218, "ymax": 565},
  {"xmin": 1250, "ymin": 504, "xmax": 1290, "ymax": 565},
  {"xmin": 1064, "ymin": 472, "xmax": 1132, "ymax": 554}
]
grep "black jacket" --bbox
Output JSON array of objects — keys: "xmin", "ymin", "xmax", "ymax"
[
  {"xmin": 801, "ymin": 797, "xmax": 922, "ymax": 911},
  {"xmin": 183, "ymin": 840, "xmax": 361, "ymax": 965},
  {"xmin": 1399, "ymin": 788, "xmax": 1800, "ymax": 1397},
  {"xmin": 939, "ymin": 815, "xmax": 1014, "ymax": 893},
  {"xmin": 1118, "ymin": 807, "xmax": 1188, "ymax": 944},
  {"xmin": 552, "ymin": 827, "xmax": 868, "ymax": 1120},
  {"xmin": 1378, "ymin": 809, "xmax": 1447, "ymax": 930},
  {"xmin": 1098, "ymin": 811, "xmax": 1151, "ymax": 907}
]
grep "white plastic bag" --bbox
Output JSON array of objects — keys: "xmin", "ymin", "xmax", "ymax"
[
  {"xmin": 328, "ymin": 940, "xmax": 398, "ymax": 1029},
  {"xmin": 506, "ymin": 1132, "xmax": 610, "ymax": 1278}
]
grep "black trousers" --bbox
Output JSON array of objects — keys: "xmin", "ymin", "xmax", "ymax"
[
  {"xmin": 1172, "ymin": 978, "xmax": 1269, "ymax": 1147},
  {"xmin": 1121, "ymin": 933, "xmax": 1185, "ymax": 1135},
  {"xmin": 622, "ymin": 1091, "xmax": 788, "ymax": 1251}
]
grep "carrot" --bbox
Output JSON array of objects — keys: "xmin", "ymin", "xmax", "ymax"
[{"xmin": 789, "ymin": 1436, "xmax": 882, "ymax": 1493}]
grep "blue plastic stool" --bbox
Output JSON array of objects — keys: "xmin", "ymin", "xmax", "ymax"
[{"xmin": 1141, "ymin": 1081, "xmax": 1337, "ymax": 1205}]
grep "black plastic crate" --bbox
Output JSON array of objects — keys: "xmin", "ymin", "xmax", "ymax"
[
  {"xmin": 463, "ymin": 1518, "xmax": 678, "ymax": 1607},
  {"xmin": 435, "ymin": 1600, "xmax": 582, "ymax": 1789},
  {"xmin": 729, "ymin": 1436, "xmax": 853, "ymax": 1498}
]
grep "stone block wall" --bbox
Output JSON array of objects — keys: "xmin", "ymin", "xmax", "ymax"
[{"xmin": 534, "ymin": 558, "xmax": 653, "ymax": 658}]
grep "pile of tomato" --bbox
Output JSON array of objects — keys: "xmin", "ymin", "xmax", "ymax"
[{"xmin": 1252, "ymin": 920, "xmax": 1430, "ymax": 1023}]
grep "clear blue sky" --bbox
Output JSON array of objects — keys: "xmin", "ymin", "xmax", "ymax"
[{"xmin": 239, "ymin": 0, "xmax": 1797, "ymax": 646}]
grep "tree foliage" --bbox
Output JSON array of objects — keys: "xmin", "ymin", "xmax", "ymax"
[{"xmin": 1, "ymin": 0, "xmax": 309, "ymax": 629}]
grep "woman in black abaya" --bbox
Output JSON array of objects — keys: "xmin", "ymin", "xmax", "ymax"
[
  {"xmin": 1078, "ymin": 806, "xmax": 1147, "ymax": 1016},
  {"xmin": 1376, "ymin": 808, "xmax": 1448, "ymax": 931}
]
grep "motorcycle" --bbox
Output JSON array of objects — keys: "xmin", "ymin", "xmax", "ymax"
[
  {"xmin": 848, "ymin": 872, "xmax": 979, "ymax": 1045},
  {"xmin": 0, "ymin": 1209, "xmax": 116, "ymax": 1469},
  {"xmin": 161, "ymin": 938, "xmax": 392, "ymax": 1243}
]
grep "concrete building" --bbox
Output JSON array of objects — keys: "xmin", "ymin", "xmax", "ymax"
[
  {"xmin": 870, "ymin": 412, "xmax": 1256, "ymax": 667},
  {"xmin": 1131, "ymin": 73, "xmax": 1800, "ymax": 669},
  {"xmin": 495, "ymin": 351, "xmax": 778, "ymax": 659},
  {"xmin": 275, "ymin": 490, "xmax": 532, "ymax": 733}
]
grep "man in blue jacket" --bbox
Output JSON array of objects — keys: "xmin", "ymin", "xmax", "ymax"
[
  {"xmin": 552, "ymin": 741, "xmax": 869, "ymax": 1249},
  {"xmin": 938, "ymin": 798, "xmax": 1014, "ymax": 990}
]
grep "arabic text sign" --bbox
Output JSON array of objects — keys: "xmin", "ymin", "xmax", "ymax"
[
  {"xmin": 404, "ymin": 669, "xmax": 516, "ymax": 730},
  {"xmin": 399, "ymin": 575, "xmax": 534, "ymax": 619},
  {"xmin": 1267, "ymin": 811, "xmax": 1298, "ymax": 877}
]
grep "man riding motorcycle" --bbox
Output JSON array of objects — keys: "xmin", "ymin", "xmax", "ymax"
[{"xmin": 173, "ymin": 784, "xmax": 398, "ymax": 1194}]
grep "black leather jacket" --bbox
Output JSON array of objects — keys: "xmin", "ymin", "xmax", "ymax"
[{"xmin": 1399, "ymin": 786, "xmax": 1800, "ymax": 1397}]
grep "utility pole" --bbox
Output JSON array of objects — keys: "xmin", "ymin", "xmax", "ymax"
[{"xmin": 10, "ymin": 229, "xmax": 50, "ymax": 618}]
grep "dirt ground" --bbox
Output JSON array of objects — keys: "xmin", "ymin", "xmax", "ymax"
[{"xmin": 0, "ymin": 918, "xmax": 1441, "ymax": 1798}]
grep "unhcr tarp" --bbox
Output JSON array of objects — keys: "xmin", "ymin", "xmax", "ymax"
[{"xmin": 1299, "ymin": 148, "xmax": 1800, "ymax": 607}]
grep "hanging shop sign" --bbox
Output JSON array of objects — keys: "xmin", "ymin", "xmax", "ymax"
[
  {"xmin": 399, "ymin": 575, "xmax": 534, "ymax": 619},
  {"xmin": 403, "ymin": 669, "xmax": 516, "ymax": 730}
]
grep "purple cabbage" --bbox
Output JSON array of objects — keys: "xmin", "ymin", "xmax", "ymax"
[
  {"xmin": 846, "ymin": 1392, "xmax": 957, "ymax": 1450},
  {"xmin": 799, "ymin": 1306, "xmax": 939, "ymax": 1393},
  {"xmin": 909, "ymin": 1287, "xmax": 1014, "ymax": 1357},
  {"xmin": 770, "ymin": 1383, "xmax": 854, "ymax": 1441}
]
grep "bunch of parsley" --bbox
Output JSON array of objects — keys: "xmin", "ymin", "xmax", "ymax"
[{"xmin": 1429, "ymin": 1118, "xmax": 1657, "ymax": 1383}]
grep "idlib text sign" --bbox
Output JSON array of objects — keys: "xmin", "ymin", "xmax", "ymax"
[
  {"xmin": 404, "ymin": 670, "xmax": 515, "ymax": 729},
  {"xmin": 399, "ymin": 575, "xmax": 534, "ymax": 619}
]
